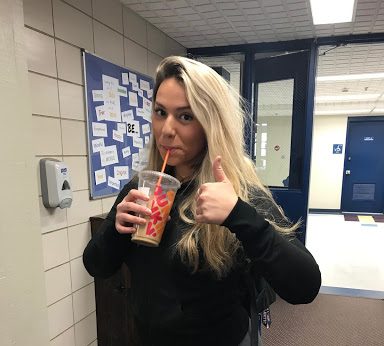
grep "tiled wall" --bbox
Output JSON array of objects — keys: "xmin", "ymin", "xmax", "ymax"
[{"xmin": 23, "ymin": 0, "xmax": 185, "ymax": 344}]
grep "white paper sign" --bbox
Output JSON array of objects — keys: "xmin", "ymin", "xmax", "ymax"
[
  {"xmin": 95, "ymin": 168, "xmax": 106, "ymax": 185},
  {"xmin": 92, "ymin": 90, "xmax": 104, "ymax": 102},
  {"xmin": 145, "ymin": 136, "xmax": 150, "ymax": 144},
  {"xmin": 139, "ymin": 148, "xmax": 149, "ymax": 161},
  {"xmin": 122, "ymin": 73, "xmax": 129, "ymax": 85},
  {"xmin": 143, "ymin": 97, "xmax": 152, "ymax": 113},
  {"xmin": 95, "ymin": 105, "xmax": 106, "ymax": 121},
  {"xmin": 126, "ymin": 120, "xmax": 140, "ymax": 137},
  {"xmin": 147, "ymin": 89, "xmax": 153, "ymax": 99},
  {"xmin": 102, "ymin": 74, "xmax": 118, "ymax": 90},
  {"xmin": 129, "ymin": 72, "xmax": 137, "ymax": 84},
  {"xmin": 121, "ymin": 109, "xmax": 134, "ymax": 122},
  {"xmin": 113, "ymin": 129, "xmax": 124, "ymax": 142},
  {"xmin": 143, "ymin": 113, "xmax": 152, "ymax": 123},
  {"xmin": 117, "ymin": 85, "xmax": 127, "ymax": 97},
  {"xmin": 140, "ymin": 79, "xmax": 150, "ymax": 91},
  {"xmin": 114, "ymin": 166, "xmax": 129, "ymax": 180},
  {"xmin": 136, "ymin": 108, "xmax": 145, "ymax": 117},
  {"xmin": 122, "ymin": 146, "xmax": 131, "ymax": 158},
  {"xmin": 138, "ymin": 89, "xmax": 143, "ymax": 98},
  {"xmin": 92, "ymin": 138, "xmax": 105, "ymax": 153},
  {"xmin": 100, "ymin": 145, "xmax": 118, "ymax": 167},
  {"xmin": 108, "ymin": 176, "xmax": 120, "ymax": 190},
  {"xmin": 117, "ymin": 123, "xmax": 126, "ymax": 134},
  {"xmin": 132, "ymin": 82, "xmax": 139, "ymax": 91},
  {"xmin": 142, "ymin": 123, "xmax": 151, "ymax": 134},
  {"xmin": 128, "ymin": 92, "xmax": 138, "ymax": 107},
  {"xmin": 132, "ymin": 136, "xmax": 143, "ymax": 149},
  {"xmin": 92, "ymin": 122, "xmax": 108, "ymax": 137}
]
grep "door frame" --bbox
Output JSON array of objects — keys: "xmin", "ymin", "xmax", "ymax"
[{"xmin": 341, "ymin": 116, "xmax": 384, "ymax": 213}]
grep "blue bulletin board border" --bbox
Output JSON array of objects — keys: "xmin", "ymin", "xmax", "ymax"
[{"xmin": 82, "ymin": 51, "xmax": 154, "ymax": 199}]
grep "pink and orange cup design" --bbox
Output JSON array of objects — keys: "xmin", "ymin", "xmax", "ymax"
[{"xmin": 132, "ymin": 171, "xmax": 180, "ymax": 247}]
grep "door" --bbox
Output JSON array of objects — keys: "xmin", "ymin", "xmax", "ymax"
[
  {"xmin": 341, "ymin": 116, "xmax": 384, "ymax": 213},
  {"xmin": 252, "ymin": 48, "xmax": 317, "ymax": 243}
]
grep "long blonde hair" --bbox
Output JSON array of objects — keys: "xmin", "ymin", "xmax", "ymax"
[{"xmin": 148, "ymin": 56, "xmax": 298, "ymax": 278}]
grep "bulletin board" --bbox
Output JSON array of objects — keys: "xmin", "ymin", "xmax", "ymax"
[{"xmin": 83, "ymin": 51, "xmax": 154, "ymax": 199}]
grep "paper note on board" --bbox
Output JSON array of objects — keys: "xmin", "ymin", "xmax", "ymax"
[
  {"xmin": 117, "ymin": 85, "xmax": 127, "ymax": 97},
  {"xmin": 145, "ymin": 136, "xmax": 150, "ymax": 144},
  {"xmin": 92, "ymin": 138, "xmax": 105, "ymax": 153},
  {"xmin": 140, "ymin": 79, "xmax": 150, "ymax": 91},
  {"xmin": 133, "ymin": 136, "xmax": 143, "ymax": 149},
  {"xmin": 121, "ymin": 110, "xmax": 134, "ymax": 122},
  {"xmin": 95, "ymin": 168, "xmax": 106, "ymax": 185},
  {"xmin": 92, "ymin": 90, "xmax": 104, "ymax": 102},
  {"xmin": 142, "ymin": 123, "xmax": 150, "ymax": 134},
  {"xmin": 126, "ymin": 120, "xmax": 140, "ymax": 137},
  {"xmin": 100, "ymin": 145, "xmax": 118, "ymax": 167},
  {"xmin": 138, "ymin": 89, "xmax": 143, "ymax": 98},
  {"xmin": 92, "ymin": 122, "xmax": 108, "ymax": 137},
  {"xmin": 129, "ymin": 92, "xmax": 138, "ymax": 107},
  {"xmin": 143, "ymin": 97, "xmax": 152, "ymax": 114},
  {"xmin": 136, "ymin": 108, "xmax": 144, "ymax": 117},
  {"xmin": 112, "ymin": 129, "xmax": 124, "ymax": 142},
  {"xmin": 117, "ymin": 123, "xmax": 126, "ymax": 134},
  {"xmin": 132, "ymin": 82, "xmax": 139, "ymax": 91},
  {"xmin": 147, "ymin": 89, "xmax": 153, "ymax": 99},
  {"xmin": 108, "ymin": 176, "xmax": 120, "ymax": 190},
  {"xmin": 114, "ymin": 166, "xmax": 129, "ymax": 180},
  {"xmin": 122, "ymin": 73, "xmax": 129, "ymax": 85},
  {"xmin": 129, "ymin": 72, "xmax": 137, "ymax": 84},
  {"xmin": 95, "ymin": 105, "xmax": 105, "ymax": 121},
  {"xmin": 122, "ymin": 146, "xmax": 131, "ymax": 158}
]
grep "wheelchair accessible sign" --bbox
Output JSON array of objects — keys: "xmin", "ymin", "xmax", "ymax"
[{"xmin": 333, "ymin": 144, "xmax": 343, "ymax": 154}]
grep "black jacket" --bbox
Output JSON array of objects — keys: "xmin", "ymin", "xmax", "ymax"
[{"xmin": 83, "ymin": 178, "xmax": 321, "ymax": 346}]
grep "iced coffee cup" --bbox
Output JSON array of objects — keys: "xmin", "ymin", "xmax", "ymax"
[{"xmin": 132, "ymin": 170, "xmax": 181, "ymax": 247}]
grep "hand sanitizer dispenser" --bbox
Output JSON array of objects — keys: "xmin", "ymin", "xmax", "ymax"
[{"xmin": 40, "ymin": 159, "xmax": 72, "ymax": 208}]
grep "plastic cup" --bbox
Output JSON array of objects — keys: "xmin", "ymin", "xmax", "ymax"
[{"xmin": 131, "ymin": 170, "xmax": 181, "ymax": 247}]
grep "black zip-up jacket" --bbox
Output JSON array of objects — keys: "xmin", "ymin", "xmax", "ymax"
[{"xmin": 83, "ymin": 178, "xmax": 321, "ymax": 346}]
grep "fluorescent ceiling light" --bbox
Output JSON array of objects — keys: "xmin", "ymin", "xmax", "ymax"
[
  {"xmin": 317, "ymin": 72, "xmax": 384, "ymax": 82},
  {"xmin": 315, "ymin": 109, "xmax": 372, "ymax": 115},
  {"xmin": 310, "ymin": 0, "xmax": 355, "ymax": 25},
  {"xmin": 316, "ymin": 94, "xmax": 381, "ymax": 102},
  {"xmin": 372, "ymin": 108, "xmax": 384, "ymax": 113}
]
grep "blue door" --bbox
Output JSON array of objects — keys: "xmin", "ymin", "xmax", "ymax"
[
  {"xmin": 341, "ymin": 116, "xmax": 384, "ymax": 213},
  {"xmin": 252, "ymin": 48, "xmax": 317, "ymax": 243}
]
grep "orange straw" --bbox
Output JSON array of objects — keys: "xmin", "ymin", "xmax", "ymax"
[{"xmin": 156, "ymin": 149, "xmax": 170, "ymax": 187}]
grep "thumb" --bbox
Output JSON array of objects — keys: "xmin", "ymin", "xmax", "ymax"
[{"xmin": 212, "ymin": 156, "xmax": 227, "ymax": 182}]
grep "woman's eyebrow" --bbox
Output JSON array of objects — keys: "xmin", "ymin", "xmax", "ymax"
[{"xmin": 154, "ymin": 102, "xmax": 192, "ymax": 111}]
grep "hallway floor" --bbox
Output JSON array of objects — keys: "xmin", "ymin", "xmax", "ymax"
[{"xmin": 305, "ymin": 213, "xmax": 384, "ymax": 299}]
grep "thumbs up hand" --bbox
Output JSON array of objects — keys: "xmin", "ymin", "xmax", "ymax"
[{"xmin": 195, "ymin": 156, "xmax": 238, "ymax": 225}]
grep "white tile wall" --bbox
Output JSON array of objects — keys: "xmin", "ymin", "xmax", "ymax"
[
  {"xmin": 148, "ymin": 51, "xmax": 163, "ymax": 77},
  {"xmin": 124, "ymin": 38, "xmax": 148, "ymax": 73},
  {"xmin": 56, "ymin": 40, "xmax": 83, "ymax": 85},
  {"xmin": 52, "ymin": 0, "xmax": 94, "ymax": 51},
  {"xmin": 93, "ymin": 21, "xmax": 125, "ymax": 66},
  {"xmin": 50, "ymin": 326, "xmax": 76, "ymax": 346},
  {"xmin": 29, "ymin": 73, "xmax": 59, "ymax": 117},
  {"xmin": 63, "ymin": 156, "xmax": 89, "ymax": 192},
  {"xmin": 25, "ymin": 27, "xmax": 57, "ymax": 77},
  {"xmin": 73, "ymin": 283, "xmax": 96, "ymax": 322},
  {"xmin": 32, "ymin": 116, "xmax": 62, "ymax": 155},
  {"xmin": 92, "ymin": 0, "xmax": 123, "ymax": 33},
  {"xmin": 67, "ymin": 190, "xmax": 102, "ymax": 226},
  {"xmin": 123, "ymin": 6, "xmax": 147, "ymax": 47},
  {"xmin": 74, "ymin": 312, "xmax": 97, "ymax": 346},
  {"xmin": 39, "ymin": 196, "xmax": 68, "ymax": 234},
  {"xmin": 61, "ymin": 120, "xmax": 87, "ymax": 155},
  {"xmin": 47, "ymin": 295, "xmax": 74, "ymax": 339},
  {"xmin": 70, "ymin": 256, "xmax": 94, "ymax": 292},
  {"xmin": 23, "ymin": 0, "xmax": 54, "ymax": 35},
  {"xmin": 42, "ymin": 229, "xmax": 70, "ymax": 270},
  {"xmin": 58, "ymin": 81, "xmax": 86, "ymax": 121},
  {"xmin": 45, "ymin": 263, "xmax": 72, "ymax": 306},
  {"xmin": 63, "ymin": 0, "xmax": 92, "ymax": 16},
  {"xmin": 24, "ymin": 0, "xmax": 185, "ymax": 343},
  {"xmin": 68, "ymin": 222, "xmax": 91, "ymax": 260}
]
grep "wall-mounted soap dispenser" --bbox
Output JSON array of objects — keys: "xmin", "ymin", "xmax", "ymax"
[{"xmin": 40, "ymin": 159, "xmax": 72, "ymax": 208}]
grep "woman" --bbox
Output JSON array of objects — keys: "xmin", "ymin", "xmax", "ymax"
[{"xmin": 83, "ymin": 56, "xmax": 321, "ymax": 346}]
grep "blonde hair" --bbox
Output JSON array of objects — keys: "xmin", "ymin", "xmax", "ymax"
[{"xmin": 148, "ymin": 56, "xmax": 298, "ymax": 278}]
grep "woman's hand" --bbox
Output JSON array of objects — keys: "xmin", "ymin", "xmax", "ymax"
[
  {"xmin": 115, "ymin": 189, "xmax": 152, "ymax": 234},
  {"xmin": 195, "ymin": 156, "xmax": 238, "ymax": 225}
]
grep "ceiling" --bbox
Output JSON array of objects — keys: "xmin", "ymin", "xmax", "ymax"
[
  {"xmin": 120, "ymin": 0, "xmax": 384, "ymax": 117},
  {"xmin": 120, "ymin": 0, "xmax": 384, "ymax": 48}
]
